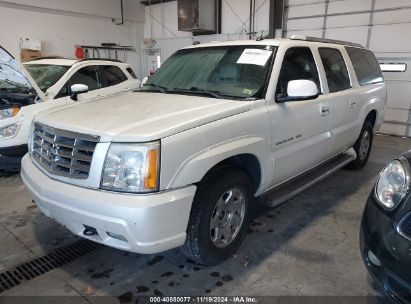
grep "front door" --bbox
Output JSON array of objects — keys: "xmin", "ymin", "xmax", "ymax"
[{"xmin": 266, "ymin": 46, "xmax": 332, "ymax": 186}]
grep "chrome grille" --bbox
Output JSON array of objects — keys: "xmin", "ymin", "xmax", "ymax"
[{"xmin": 31, "ymin": 123, "xmax": 99, "ymax": 179}]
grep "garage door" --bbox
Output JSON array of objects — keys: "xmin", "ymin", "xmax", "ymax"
[{"xmin": 378, "ymin": 60, "xmax": 411, "ymax": 137}]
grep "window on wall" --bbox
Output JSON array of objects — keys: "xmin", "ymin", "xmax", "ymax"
[
  {"xmin": 100, "ymin": 65, "xmax": 128, "ymax": 87},
  {"xmin": 346, "ymin": 47, "xmax": 383, "ymax": 86},
  {"xmin": 276, "ymin": 47, "xmax": 321, "ymax": 98},
  {"xmin": 380, "ymin": 63, "xmax": 407, "ymax": 72},
  {"xmin": 319, "ymin": 48, "xmax": 351, "ymax": 93}
]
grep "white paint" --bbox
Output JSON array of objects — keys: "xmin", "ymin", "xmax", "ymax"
[{"xmin": 0, "ymin": 0, "xmax": 145, "ymax": 78}]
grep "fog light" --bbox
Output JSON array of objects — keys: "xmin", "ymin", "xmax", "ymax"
[
  {"xmin": 107, "ymin": 232, "xmax": 127, "ymax": 242},
  {"xmin": 368, "ymin": 250, "xmax": 381, "ymax": 267}
]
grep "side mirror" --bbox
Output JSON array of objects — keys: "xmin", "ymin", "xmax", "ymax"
[
  {"xmin": 70, "ymin": 84, "xmax": 89, "ymax": 101},
  {"xmin": 140, "ymin": 76, "xmax": 149, "ymax": 88},
  {"xmin": 276, "ymin": 80, "xmax": 319, "ymax": 103}
]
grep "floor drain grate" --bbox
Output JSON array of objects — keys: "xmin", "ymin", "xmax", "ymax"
[{"xmin": 0, "ymin": 239, "xmax": 101, "ymax": 293}]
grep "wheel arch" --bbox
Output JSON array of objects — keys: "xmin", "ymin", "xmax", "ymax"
[
  {"xmin": 200, "ymin": 154, "xmax": 262, "ymax": 194},
  {"xmin": 164, "ymin": 135, "xmax": 268, "ymax": 196}
]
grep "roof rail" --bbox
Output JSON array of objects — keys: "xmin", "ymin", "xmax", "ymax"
[
  {"xmin": 79, "ymin": 58, "xmax": 124, "ymax": 63},
  {"xmin": 28, "ymin": 56, "xmax": 67, "ymax": 61},
  {"xmin": 290, "ymin": 35, "xmax": 363, "ymax": 48}
]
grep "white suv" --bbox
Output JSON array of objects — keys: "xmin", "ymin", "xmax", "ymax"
[
  {"xmin": 21, "ymin": 37, "xmax": 386, "ymax": 265},
  {"xmin": 0, "ymin": 47, "xmax": 140, "ymax": 159}
]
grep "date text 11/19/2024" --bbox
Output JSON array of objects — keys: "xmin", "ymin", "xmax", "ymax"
[{"xmin": 149, "ymin": 296, "xmax": 258, "ymax": 303}]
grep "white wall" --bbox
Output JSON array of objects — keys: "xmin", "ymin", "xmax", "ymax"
[
  {"xmin": 0, "ymin": 0, "xmax": 145, "ymax": 78},
  {"xmin": 141, "ymin": 0, "xmax": 270, "ymax": 76}
]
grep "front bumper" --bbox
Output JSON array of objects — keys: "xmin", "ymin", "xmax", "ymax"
[
  {"xmin": 0, "ymin": 144, "xmax": 27, "ymax": 158},
  {"xmin": 360, "ymin": 195, "xmax": 411, "ymax": 303},
  {"xmin": 21, "ymin": 155, "xmax": 196, "ymax": 254}
]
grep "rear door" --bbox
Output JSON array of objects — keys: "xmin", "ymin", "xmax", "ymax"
[
  {"xmin": 317, "ymin": 47, "xmax": 358, "ymax": 154},
  {"xmin": 98, "ymin": 65, "xmax": 137, "ymax": 95},
  {"xmin": 267, "ymin": 46, "xmax": 332, "ymax": 185}
]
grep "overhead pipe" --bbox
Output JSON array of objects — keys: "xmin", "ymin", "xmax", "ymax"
[
  {"xmin": 115, "ymin": 0, "xmax": 124, "ymax": 25},
  {"xmin": 249, "ymin": 0, "xmax": 255, "ymax": 39}
]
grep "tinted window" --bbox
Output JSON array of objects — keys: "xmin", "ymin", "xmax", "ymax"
[
  {"xmin": 346, "ymin": 47, "xmax": 383, "ymax": 86},
  {"xmin": 100, "ymin": 65, "xmax": 128, "ymax": 87},
  {"xmin": 126, "ymin": 67, "xmax": 138, "ymax": 79},
  {"xmin": 276, "ymin": 47, "xmax": 321, "ymax": 97},
  {"xmin": 55, "ymin": 65, "xmax": 102, "ymax": 99},
  {"xmin": 319, "ymin": 48, "xmax": 351, "ymax": 93},
  {"xmin": 140, "ymin": 45, "xmax": 276, "ymax": 100},
  {"xmin": 69, "ymin": 66, "xmax": 101, "ymax": 91}
]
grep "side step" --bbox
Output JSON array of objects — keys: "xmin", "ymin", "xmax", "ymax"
[{"xmin": 262, "ymin": 148, "xmax": 356, "ymax": 208}]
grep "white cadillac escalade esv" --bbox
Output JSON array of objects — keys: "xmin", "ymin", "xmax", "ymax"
[{"xmin": 21, "ymin": 36, "xmax": 386, "ymax": 265}]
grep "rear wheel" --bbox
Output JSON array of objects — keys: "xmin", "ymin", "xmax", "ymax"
[
  {"xmin": 181, "ymin": 167, "xmax": 252, "ymax": 265},
  {"xmin": 346, "ymin": 120, "xmax": 373, "ymax": 170}
]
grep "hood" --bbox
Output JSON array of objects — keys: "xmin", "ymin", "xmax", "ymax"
[
  {"xmin": 0, "ymin": 46, "xmax": 46, "ymax": 106},
  {"xmin": 36, "ymin": 91, "xmax": 252, "ymax": 142}
]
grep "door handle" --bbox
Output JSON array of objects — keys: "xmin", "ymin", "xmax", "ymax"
[
  {"xmin": 320, "ymin": 105, "xmax": 330, "ymax": 116},
  {"xmin": 349, "ymin": 100, "xmax": 357, "ymax": 108}
]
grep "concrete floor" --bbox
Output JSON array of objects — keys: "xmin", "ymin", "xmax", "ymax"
[{"xmin": 0, "ymin": 134, "xmax": 409, "ymax": 302}]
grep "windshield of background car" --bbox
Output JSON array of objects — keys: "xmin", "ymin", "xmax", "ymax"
[
  {"xmin": 25, "ymin": 64, "xmax": 70, "ymax": 92},
  {"xmin": 139, "ymin": 45, "xmax": 277, "ymax": 100},
  {"xmin": 0, "ymin": 47, "xmax": 33, "ymax": 94}
]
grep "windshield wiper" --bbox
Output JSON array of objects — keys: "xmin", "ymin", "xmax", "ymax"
[
  {"xmin": 142, "ymin": 83, "xmax": 168, "ymax": 93},
  {"xmin": 173, "ymin": 87, "xmax": 225, "ymax": 99}
]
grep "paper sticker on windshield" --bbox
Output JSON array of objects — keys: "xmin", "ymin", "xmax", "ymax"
[{"xmin": 237, "ymin": 49, "xmax": 272, "ymax": 66}]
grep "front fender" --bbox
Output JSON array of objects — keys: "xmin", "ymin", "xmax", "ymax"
[
  {"xmin": 168, "ymin": 136, "xmax": 267, "ymax": 190},
  {"xmin": 159, "ymin": 104, "xmax": 273, "ymax": 195}
]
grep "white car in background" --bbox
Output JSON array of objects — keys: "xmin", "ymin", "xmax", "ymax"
[{"xmin": 0, "ymin": 46, "xmax": 140, "ymax": 160}]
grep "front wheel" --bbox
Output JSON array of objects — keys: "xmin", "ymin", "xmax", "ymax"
[
  {"xmin": 181, "ymin": 167, "xmax": 252, "ymax": 265},
  {"xmin": 346, "ymin": 120, "xmax": 373, "ymax": 170}
]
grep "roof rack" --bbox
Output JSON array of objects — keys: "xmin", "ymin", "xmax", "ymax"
[
  {"xmin": 79, "ymin": 58, "xmax": 124, "ymax": 63},
  {"xmin": 290, "ymin": 35, "xmax": 363, "ymax": 48}
]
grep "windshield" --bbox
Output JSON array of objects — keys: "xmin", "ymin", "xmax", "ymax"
[
  {"xmin": 25, "ymin": 64, "xmax": 70, "ymax": 92},
  {"xmin": 0, "ymin": 47, "xmax": 33, "ymax": 94},
  {"xmin": 139, "ymin": 45, "xmax": 276, "ymax": 100}
]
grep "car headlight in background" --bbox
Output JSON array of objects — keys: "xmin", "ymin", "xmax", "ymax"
[
  {"xmin": 375, "ymin": 159, "xmax": 409, "ymax": 209},
  {"xmin": 0, "ymin": 107, "xmax": 20, "ymax": 120},
  {"xmin": 0, "ymin": 123, "xmax": 20, "ymax": 139},
  {"xmin": 101, "ymin": 141, "xmax": 160, "ymax": 193}
]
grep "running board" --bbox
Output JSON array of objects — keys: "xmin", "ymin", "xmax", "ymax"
[{"xmin": 262, "ymin": 148, "xmax": 356, "ymax": 208}]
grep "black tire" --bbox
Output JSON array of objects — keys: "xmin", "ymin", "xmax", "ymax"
[
  {"xmin": 346, "ymin": 120, "xmax": 373, "ymax": 170},
  {"xmin": 181, "ymin": 166, "xmax": 253, "ymax": 265}
]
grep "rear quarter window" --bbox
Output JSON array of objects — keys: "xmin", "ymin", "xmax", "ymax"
[
  {"xmin": 100, "ymin": 65, "xmax": 128, "ymax": 87},
  {"xmin": 126, "ymin": 67, "xmax": 138, "ymax": 79},
  {"xmin": 345, "ymin": 47, "xmax": 383, "ymax": 86}
]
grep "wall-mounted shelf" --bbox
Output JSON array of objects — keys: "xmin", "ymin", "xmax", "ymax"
[{"xmin": 76, "ymin": 45, "xmax": 135, "ymax": 61}]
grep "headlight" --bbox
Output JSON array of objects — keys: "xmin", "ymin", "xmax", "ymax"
[
  {"xmin": 0, "ymin": 123, "xmax": 19, "ymax": 139},
  {"xmin": 101, "ymin": 141, "xmax": 160, "ymax": 193},
  {"xmin": 375, "ymin": 159, "xmax": 409, "ymax": 209},
  {"xmin": 0, "ymin": 108, "xmax": 20, "ymax": 120}
]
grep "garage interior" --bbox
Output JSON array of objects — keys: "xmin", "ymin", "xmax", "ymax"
[{"xmin": 1, "ymin": 0, "xmax": 411, "ymax": 302}]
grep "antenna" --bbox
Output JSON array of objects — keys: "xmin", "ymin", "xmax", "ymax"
[{"xmin": 256, "ymin": 30, "xmax": 264, "ymax": 41}]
